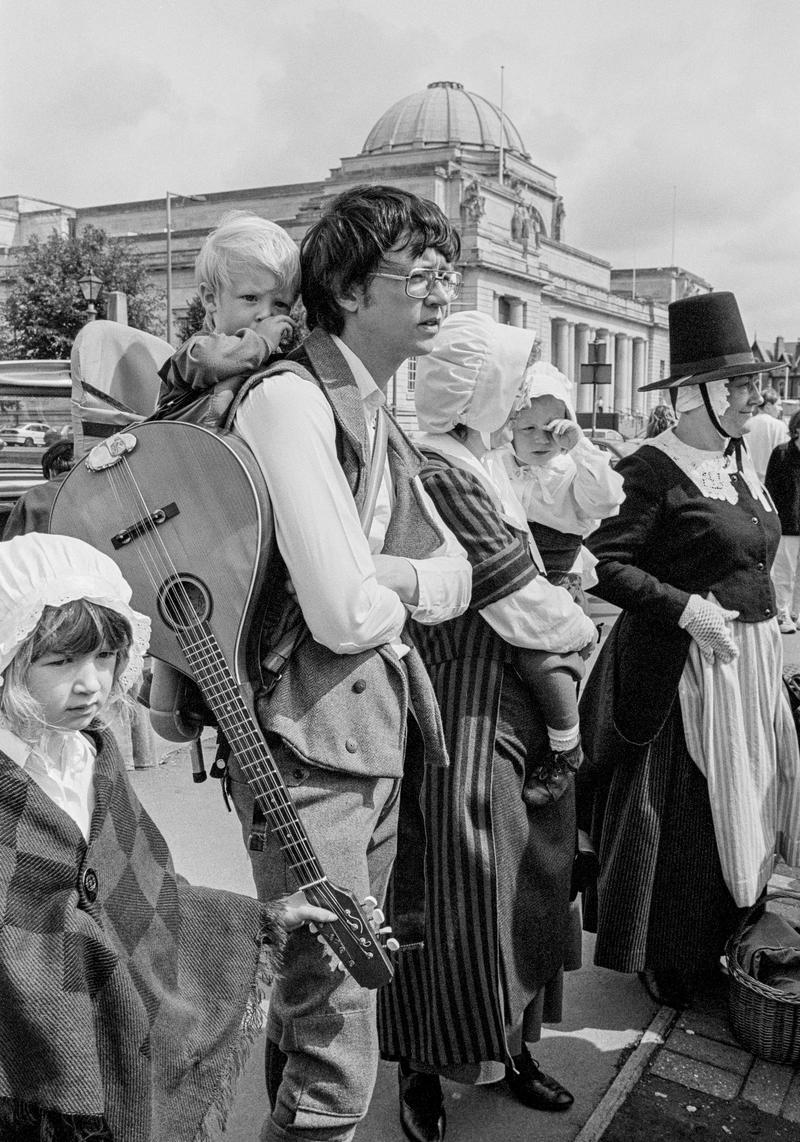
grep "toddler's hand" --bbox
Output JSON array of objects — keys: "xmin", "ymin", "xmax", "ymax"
[
  {"xmin": 545, "ymin": 419, "xmax": 583, "ymax": 452},
  {"xmin": 281, "ymin": 890, "xmax": 337, "ymax": 931},
  {"xmin": 255, "ymin": 314, "xmax": 296, "ymax": 353}
]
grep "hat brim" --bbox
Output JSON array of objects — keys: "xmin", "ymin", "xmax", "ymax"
[{"xmin": 639, "ymin": 359, "xmax": 785, "ymax": 393}]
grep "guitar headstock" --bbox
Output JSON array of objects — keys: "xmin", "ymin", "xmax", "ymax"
[{"xmin": 305, "ymin": 885, "xmax": 398, "ymax": 989}]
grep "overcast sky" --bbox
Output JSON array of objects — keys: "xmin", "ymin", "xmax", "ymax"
[{"xmin": 2, "ymin": 0, "xmax": 798, "ymax": 343}]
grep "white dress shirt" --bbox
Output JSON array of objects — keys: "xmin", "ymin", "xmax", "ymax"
[
  {"xmin": 746, "ymin": 413, "xmax": 789, "ymax": 483},
  {"xmin": 0, "ymin": 722, "xmax": 95, "ymax": 841},
  {"xmin": 234, "ymin": 339, "xmax": 470, "ymax": 655}
]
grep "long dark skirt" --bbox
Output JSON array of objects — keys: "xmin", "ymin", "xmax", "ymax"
[{"xmin": 585, "ymin": 701, "xmax": 742, "ymax": 974}]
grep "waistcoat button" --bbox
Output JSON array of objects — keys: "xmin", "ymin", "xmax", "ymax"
[
  {"xmin": 82, "ymin": 868, "xmax": 99, "ymax": 902},
  {"xmin": 751, "ymin": 517, "xmax": 759, "ymax": 524},
  {"xmin": 757, "ymin": 562, "xmax": 764, "ymax": 570},
  {"xmin": 345, "ymin": 739, "xmax": 358, "ymax": 754},
  {"xmin": 765, "ymin": 608, "xmax": 772, "ymax": 617}
]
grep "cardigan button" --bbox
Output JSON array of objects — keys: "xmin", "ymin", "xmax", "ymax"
[
  {"xmin": 352, "ymin": 679, "xmax": 367, "ymax": 693},
  {"xmin": 82, "ymin": 867, "xmax": 99, "ymax": 902},
  {"xmin": 345, "ymin": 739, "xmax": 358, "ymax": 754},
  {"xmin": 765, "ymin": 608, "xmax": 772, "ymax": 617},
  {"xmin": 757, "ymin": 562, "xmax": 764, "ymax": 570},
  {"xmin": 751, "ymin": 516, "xmax": 759, "ymax": 524}
]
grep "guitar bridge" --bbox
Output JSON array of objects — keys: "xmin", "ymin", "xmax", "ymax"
[{"xmin": 111, "ymin": 503, "xmax": 179, "ymax": 549}]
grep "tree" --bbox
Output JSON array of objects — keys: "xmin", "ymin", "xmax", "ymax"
[
  {"xmin": 1, "ymin": 225, "xmax": 166, "ymax": 359},
  {"xmin": 178, "ymin": 293, "xmax": 207, "ymax": 344}
]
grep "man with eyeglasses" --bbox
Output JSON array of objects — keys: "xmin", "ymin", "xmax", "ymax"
[{"xmin": 229, "ymin": 184, "xmax": 471, "ymax": 1142}]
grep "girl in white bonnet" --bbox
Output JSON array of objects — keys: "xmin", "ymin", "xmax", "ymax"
[{"xmin": 0, "ymin": 532, "xmax": 331, "ymax": 1142}]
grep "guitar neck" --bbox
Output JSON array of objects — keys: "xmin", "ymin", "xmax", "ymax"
[{"xmin": 177, "ymin": 622, "xmax": 326, "ymax": 889}]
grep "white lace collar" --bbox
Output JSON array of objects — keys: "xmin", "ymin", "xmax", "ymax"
[{"xmin": 647, "ymin": 428, "xmax": 772, "ymax": 510}]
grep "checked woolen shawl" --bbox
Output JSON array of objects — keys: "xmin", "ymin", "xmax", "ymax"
[{"xmin": 0, "ymin": 727, "xmax": 285, "ymax": 1142}]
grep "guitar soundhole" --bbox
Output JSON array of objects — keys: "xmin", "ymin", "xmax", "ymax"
[{"xmin": 158, "ymin": 575, "xmax": 212, "ymax": 631}]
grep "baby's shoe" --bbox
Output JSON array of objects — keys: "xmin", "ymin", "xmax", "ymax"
[{"xmin": 522, "ymin": 742, "xmax": 583, "ymax": 808}]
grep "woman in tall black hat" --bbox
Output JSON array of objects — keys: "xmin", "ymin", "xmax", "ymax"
[{"xmin": 578, "ymin": 291, "xmax": 800, "ymax": 1008}]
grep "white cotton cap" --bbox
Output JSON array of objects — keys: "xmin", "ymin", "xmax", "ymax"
[
  {"xmin": 675, "ymin": 378, "xmax": 731, "ymax": 418},
  {"xmin": 415, "ymin": 311, "xmax": 537, "ymax": 435},
  {"xmin": 0, "ymin": 532, "xmax": 150, "ymax": 691},
  {"xmin": 519, "ymin": 362, "xmax": 577, "ymax": 420}
]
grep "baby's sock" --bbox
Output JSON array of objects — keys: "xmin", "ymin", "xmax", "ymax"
[{"xmin": 547, "ymin": 722, "xmax": 580, "ymax": 753}]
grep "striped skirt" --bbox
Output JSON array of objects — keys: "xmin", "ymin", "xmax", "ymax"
[{"xmin": 378, "ymin": 664, "xmax": 575, "ymax": 1071}]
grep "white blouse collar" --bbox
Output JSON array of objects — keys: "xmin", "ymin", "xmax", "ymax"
[{"xmin": 647, "ymin": 428, "xmax": 772, "ymax": 510}]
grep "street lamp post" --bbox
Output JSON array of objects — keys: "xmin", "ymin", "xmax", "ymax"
[
  {"xmin": 579, "ymin": 339, "xmax": 612, "ymax": 435},
  {"xmin": 78, "ymin": 270, "xmax": 104, "ymax": 322},
  {"xmin": 165, "ymin": 191, "xmax": 206, "ymax": 344}
]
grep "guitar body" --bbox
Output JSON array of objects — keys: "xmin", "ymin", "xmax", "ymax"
[
  {"xmin": 50, "ymin": 421, "xmax": 272, "ymax": 706},
  {"xmin": 49, "ymin": 421, "xmax": 395, "ymax": 989}
]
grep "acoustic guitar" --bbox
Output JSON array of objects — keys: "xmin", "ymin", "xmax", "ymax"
[{"xmin": 50, "ymin": 421, "xmax": 396, "ymax": 989}]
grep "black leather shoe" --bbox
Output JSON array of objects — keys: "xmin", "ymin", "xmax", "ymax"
[
  {"xmin": 638, "ymin": 968, "xmax": 694, "ymax": 1010},
  {"xmin": 505, "ymin": 1050, "xmax": 574, "ymax": 1112},
  {"xmin": 399, "ymin": 1060, "xmax": 446, "ymax": 1142}
]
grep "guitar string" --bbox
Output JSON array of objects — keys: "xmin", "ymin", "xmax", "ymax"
[
  {"xmin": 102, "ymin": 450, "xmax": 332, "ymax": 892},
  {"xmin": 105, "ymin": 454, "xmax": 328, "ymax": 890}
]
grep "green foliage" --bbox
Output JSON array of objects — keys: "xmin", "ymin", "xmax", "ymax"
[
  {"xmin": 0, "ymin": 225, "xmax": 166, "ymax": 359},
  {"xmin": 178, "ymin": 293, "xmax": 207, "ymax": 344}
]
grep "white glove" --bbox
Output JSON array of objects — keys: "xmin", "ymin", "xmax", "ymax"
[
  {"xmin": 678, "ymin": 594, "xmax": 740, "ymax": 664},
  {"xmin": 545, "ymin": 418, "xmax": 583, "ymax": 452}
]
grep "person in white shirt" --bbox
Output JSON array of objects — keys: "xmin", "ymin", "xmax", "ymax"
[
  {"xmin": 228, "ymin": 185, "xmax": 471, "ymax": 1142},
  {"xmin": 745, "ymin": 386, "xmax": 789, "ymax": 482}
]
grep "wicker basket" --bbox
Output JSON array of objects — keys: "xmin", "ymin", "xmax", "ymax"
[{"xmin": 725, "ymin": 889, "xmax": 800, "ymax": 1064}]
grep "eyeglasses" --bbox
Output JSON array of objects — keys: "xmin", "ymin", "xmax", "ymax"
[{"xmin": 372, "ymin": 268, "xmax": 463, "ymax": 300}]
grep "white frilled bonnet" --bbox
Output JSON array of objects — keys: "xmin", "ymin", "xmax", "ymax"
[
  {"xmin": 415, "ymin": 311, "xmax": 537, "ymax": 435},
  {"xmin": 519, "ymin": 362, "xmax": 578, "ymax": 420},
  {"xmin": 0, "ymin": 533, "xmax": 150, "ymax": 691}
]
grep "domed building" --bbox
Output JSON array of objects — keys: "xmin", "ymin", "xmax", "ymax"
[
  {"xmin": 362, "ymin": 81, "xmax": 529, "ymax": 160},
  {"xmin": 2, "ymin": 81, "xmax": 711, "ymax": 427}
]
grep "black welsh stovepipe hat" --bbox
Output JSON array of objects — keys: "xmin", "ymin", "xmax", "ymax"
[{"xmin": 639, "ymin": 291, "xmax": 783, "ymax": 392}]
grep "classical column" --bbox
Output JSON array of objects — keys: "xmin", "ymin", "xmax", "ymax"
[
  {"xmin": 574, "ymin": 324, "xmax": 592, "ymax": 413},
  {"xmin": 551, "ymin": 317, "xmax": 570, "ymax": 373},
  {"xmin": 614, "ymin": 333, "xmax": 631, "ymax": 413},
  {"xmin": 507, "ymin": 298, "xmax": 524, "ymax": 327},
  {"xmin": 566, "ymin": 322, "xmax": 576, "ymax": 382},
  {"xmin": 631, "ymin": 337, "xmax": 648, "ymax": 416}
]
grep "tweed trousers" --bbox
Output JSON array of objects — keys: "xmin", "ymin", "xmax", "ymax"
[{"xmin": 226, "ymin": 741, "xmax": 401, "ymax": 1142}]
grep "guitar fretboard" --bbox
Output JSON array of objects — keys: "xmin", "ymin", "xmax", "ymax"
[{"xmin": 177, "ymin": 619, "xmax": 325, "ymax": 888}]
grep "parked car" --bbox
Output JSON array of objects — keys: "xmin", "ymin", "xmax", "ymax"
[
  {"xmin": 583, "ymin": 428, "xmax": 639, "ymax": 464},
  {"xmin": 0, "ymin": 421, "xmax": 52, "ymax": 447},
  {"xmin": 0, "ymin": 360, "xmax": 71, "ymax": 531}
]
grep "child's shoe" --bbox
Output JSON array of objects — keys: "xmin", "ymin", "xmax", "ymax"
[{"xmin": 522, "ymin": 742, "xmax": 583, "ymax": 807}]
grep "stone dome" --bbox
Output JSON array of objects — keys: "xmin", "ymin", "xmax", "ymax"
[{"xmin": 362, "ymin": 81, "xmax": 529, "ymax": 158}]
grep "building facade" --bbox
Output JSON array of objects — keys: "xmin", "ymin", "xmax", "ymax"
[{"xmin": 2, "ymin": 81, "xmax": 716, "ymax": 432}]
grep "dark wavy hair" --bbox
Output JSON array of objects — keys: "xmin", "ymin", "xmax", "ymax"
[
  {"xmin": 300, "ymin": 184, "xmax": 461, "ymax": 335},
  {"xmin": 788, "ymin": 409, "xmax": 800, "ymax": 441}
]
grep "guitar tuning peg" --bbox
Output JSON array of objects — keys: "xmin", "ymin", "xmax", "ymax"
[
  {"xmin": 362, "ymin": 895, "xmax": 378, "ymax": 909},
  {"xmin": 378, "ymin": 925, "xmax": 392, "ymax": 935},
  {"xmin": 371, "ymin": 908, "xmax": 385, "ymax": 926},
  {"xmin": 386, "ymin": 938, "xmax": 400, "ymax": 953},
  {"xmin": 318, "ymin": 940, "xmax": 345, "ymax": 974}
]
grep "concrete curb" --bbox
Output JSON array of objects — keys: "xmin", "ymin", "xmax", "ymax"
[{"xmin": 572, "ymin": 1005, "xmax": 679, "ymax": 1142}]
